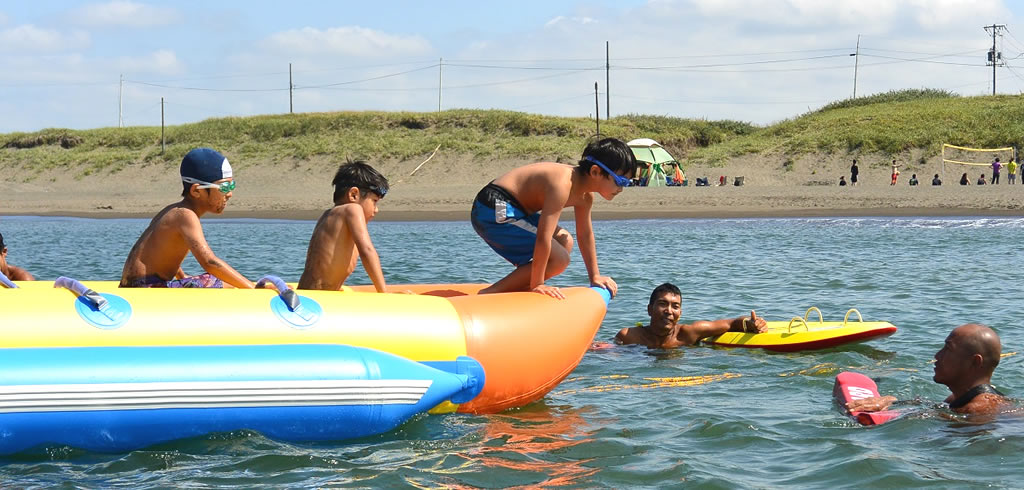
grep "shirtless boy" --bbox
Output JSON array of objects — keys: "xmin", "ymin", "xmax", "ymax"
[
  {"xmin": 471, "ymin": 138, "xmax": 637, "ymax": 299},
  {"xmin": 0, "ymin": 232, "xmax": 35, "ymax": 281},
  {"xmin": 615, "ymin": 283, "xmax": 767, "ymax": 349},
  {"xmin": 298, "ymin": 161, "xmax": 389, "ymax": 292},
  {"xmin": 120, "ymin": 148, "xmax": 253, "ymax": 288}
]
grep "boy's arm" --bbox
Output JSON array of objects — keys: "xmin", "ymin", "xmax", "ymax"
[
  {"xmin": 179, "ymin": 212, "xmax": 254, "ymax": 289},
  {"xmin": 574, "ymin": 195, "xmax": 617, "ymax": 298},
  {"xmin": 529, "ymin": 181, "xmax": 569, "ymax": 299},
  {"xmin": 342, "ymin": 206, "xmax": 387, "ymax": 293}
]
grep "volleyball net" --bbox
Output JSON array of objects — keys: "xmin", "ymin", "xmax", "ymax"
[{"xmin": 942, "ymin": 144, "xmax": 1016, "ymax": 177}]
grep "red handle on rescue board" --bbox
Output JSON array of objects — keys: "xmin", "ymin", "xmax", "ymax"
[{"xmin": 833, "ymin": 371, "xmax": 901, "ymax": 426}]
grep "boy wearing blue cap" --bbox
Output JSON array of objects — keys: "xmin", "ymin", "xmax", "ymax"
[
  {"xmin": 119, "ymin": 148, "xmax": 254, "ymax": 288},
  {"xmin": 470, "ymin": 137, "xmax": 636, "ymax": 299},
  {"xmin": 298, "ymin": 161, "xmax": 390, "ymax": 291}
]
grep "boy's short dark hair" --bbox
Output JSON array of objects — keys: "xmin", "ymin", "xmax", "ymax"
[
  {"xmin": 332, "ymin": 160, "xmax": 389, "ymax": 202},
  {"xmin": 649, "ymin": 282, "xmax": 682, "ymax": 307},
  {"xmin": 577, "ymin": 138, "xmax": 637, "ymax": 180}
]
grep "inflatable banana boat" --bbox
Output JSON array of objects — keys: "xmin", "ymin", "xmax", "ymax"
[
  {"xmin": 0, "ymin": 277, "xmax": 610, "ymax": 453},
  {"xmin": 705, "ymin": 307, "xmax": 897, "ymax": 352}
]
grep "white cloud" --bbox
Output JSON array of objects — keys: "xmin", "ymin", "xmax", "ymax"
[
  {"xmin": 0, "ymin": 25, "xmax": 90, "ymax": 53},
  {"xmin": 71, "ymin": 1, "xmax": 180, "ymax": 28},
  {"xmin": 544, "ymin": 16, "xmax": 597, "ymax": 28},
  {"xmin": 264, "ymin": 26, "xmax": 432, "ymax": 57},
  {"xmin": 117, "ymin": 49, "xmax": 184, "ymax": 76}
]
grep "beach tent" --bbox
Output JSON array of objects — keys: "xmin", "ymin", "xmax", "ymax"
[{"xmin": 627, "ymin": 139, "xmax": 682, "ymax": 186}]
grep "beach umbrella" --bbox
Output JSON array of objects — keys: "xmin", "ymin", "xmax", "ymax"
[{"xmin": 627, "ymin": 138, "xmax": 681, "ymax": 186}]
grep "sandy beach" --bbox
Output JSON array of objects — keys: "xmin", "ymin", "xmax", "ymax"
[{"xmin": 4, "ymin": 152, "xmax": 1024, "ymax": 220}]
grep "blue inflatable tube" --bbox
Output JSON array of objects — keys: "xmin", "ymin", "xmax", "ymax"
[{"xmin": 0, "ymin": 344, "xmax": 484, "ymax": 454}]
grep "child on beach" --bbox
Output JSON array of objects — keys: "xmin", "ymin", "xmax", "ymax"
[
  {"xmin": 890, "ymin": 160, "xmax": 900, "ymax": 185},
  {"xmin": 470, "ymin": 137, "xmax": 637, "ymax": 299},
  {"xmin": 120, "ymin": 148, "xmax": 254, "ymax": 288},
  {"xmin": 0, "ymin": 232, "xmax": 35, "ymax": 281},
  {"xmin": 298, "ymin": 161, "xmax": 390, "ymax": 292}
]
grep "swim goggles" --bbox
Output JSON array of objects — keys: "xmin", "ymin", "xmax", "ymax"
[
  {"xmin": 583, "ymin": 156, "xmax": 632, "ymax": 187},
  {"xmin": 182, "ymin": 177, "xmax": 236, "ymax": 193}
]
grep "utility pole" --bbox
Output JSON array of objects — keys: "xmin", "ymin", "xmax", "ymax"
[
  {"xmin": 160, "ymin": 97, "xmax": 165, "ymax": 154},
  {"xmin": 594, "ymin": 82, "xmax": 600, "ymax": 136},
  {"xmin": 605, "ymin": 41, "xmax": 610, "ymax": 120},
  {"xmin": 852, "ymin": 34, "xmax": 860, "ymax": 98},
  {"xmin": 118, "ymin": 74, "xmax": 124, "ymax": 128},
  {"xmin": 438, "ymin": 57, "xmax": 443, "ymax": 112},
  {"xmin": 984, "ymin": 24, "xmax": 1005, "ymax": 95},
  {"xmin": 289, "ymin": 63, "xmax": 293, "ymax": 114}
]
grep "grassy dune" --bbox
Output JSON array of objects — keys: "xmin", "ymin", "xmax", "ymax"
[{"xmin": 2, "ymin": 89, "xmax": 1022, "ymax": 177}]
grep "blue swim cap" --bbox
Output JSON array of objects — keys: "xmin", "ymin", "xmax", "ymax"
[{"xmin": 180, "ymin": 148, "xmax": 233, "ymax": 183}]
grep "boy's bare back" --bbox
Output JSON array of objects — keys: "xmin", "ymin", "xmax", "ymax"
[
  {"xmin": 491, "ymin": 162, "xmax": 580, "ymax": 213},
  {"xmin": 120, "ymin": 204, "xmax": 205, "ymax": 285},
  {"xmin": 298, "ymin": 205, "xmax": 363, "ymax": 290}
]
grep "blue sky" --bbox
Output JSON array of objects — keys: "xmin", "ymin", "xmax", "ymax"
[{"xmin": 2, "ymin": 0, "xmax": 1023, "ymax": 133}]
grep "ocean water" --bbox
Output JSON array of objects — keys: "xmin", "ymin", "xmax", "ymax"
[{"xmin": 0, "ymin": 215, "xmax": 1021, "ymax": 488}]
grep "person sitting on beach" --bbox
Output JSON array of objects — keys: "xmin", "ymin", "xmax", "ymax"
[
  {"xmin": 890, "ymin": 160, "xmax": 900, "ymax": 186},
  {"xmin": 614, "ymin": 282, "xmax": 767, "ymax": 348},
  {"xmin": 977, "ymin": 174, "xmax": 987, "ymax": 185},
  {"xmin": 839, "ymin": 176, "xmax": 847, "ymax": 186},
  {"xmin": 0, "ymin": 232, "xmax": 35, "ymax": 281},
  {"xmin": 960, "ymin": 172, "xmax": 970, "ymax": 185},
  {"xmin": 120, "ymin": 148, "xmax": 254, "ymax": 289},
  {"xmin": 909, "ymin": 174, "xmax": 919, "ymax": 186},
  {"xmin": 470, "ymin": 137, "xmax": 635, "ymax": 299},
  {"xmin": 847, "ymin": 324, "xmax": 1011, "ymax": 416},
  {"xmin": 298, "ymin": 161, "xmax": 390, "ymax": 292},
  {"xmin": 932, "ymin": 174, "xmax": 942, "ymax": 186}
]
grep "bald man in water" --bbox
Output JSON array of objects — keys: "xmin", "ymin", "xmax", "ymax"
[{"xmin": 848, "ymin": 323, "xmax": 1010, "ymax": 415}]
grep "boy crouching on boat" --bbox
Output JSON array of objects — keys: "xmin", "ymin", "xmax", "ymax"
[
  {"xmin": 120, "ymin": 148, "xmax": 254, "ymax": 289},
  {"xmin": 298, "ymin": 161, "xmax": 390, "ymax": 292},
  {"xmin": 471, "ymin": 137, "xmax": 637, "ymax": 299}
]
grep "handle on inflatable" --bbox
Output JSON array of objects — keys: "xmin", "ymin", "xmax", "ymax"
[
  {"xmin": 255, "ymin": 275, "xmax": 300, "ymax": 311},
  {"xmin": 0, "ymin": 271, "xmax": 16, "ymax": 289},
  {"xmin": 54, "ymin": 276, "xmax": 109, "ymax": 311},
  {"xmin": 804, "ymin": 306, "xmax": 824, "ymax": 325},
  {"xmin": 843, "ymin": 308, "xmax": 864, "ymax": 326},
  {"xmin": 787, "ymin": 316, "xmax": 809, "ymax": 333}
]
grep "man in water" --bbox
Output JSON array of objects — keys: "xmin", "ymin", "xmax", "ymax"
[
  {"xmin": 847, "ymin": 324, "xmax": 1010, "ymax": 415},
  {"xmin": 614, "ymin": 282, "xmax": 766, "ymax": 348}
]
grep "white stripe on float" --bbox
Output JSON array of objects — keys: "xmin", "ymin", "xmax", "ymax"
[{"xmin": 0, "ymin": 379, "xmax": 434, "ymax": 413}]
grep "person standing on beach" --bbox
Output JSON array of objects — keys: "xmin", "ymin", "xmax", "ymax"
[
  {"xmin": 850, "ymin": 159, "xmax": 859, "ymax": 186},
  {"xmin": 1007, "ymin": 158, "xmax": 1017, "ymax": 185},
  {"xmin": 890, "ymin": 160, "xmax": 900, "ymax": 186},
  {"xmin": 470, "ymin": 138, "xmax": 635, "ymax": 299},
  {"xmin": 120, "ymin": 148, "xmax": 254, "ymax": 289},
  {"xmin": 0, "ymin": 232, "xmax": 35, "ymax": 282},
  {"xmin": 991, "ymin": 157, "xmax": 1002, "ymax": 184}
]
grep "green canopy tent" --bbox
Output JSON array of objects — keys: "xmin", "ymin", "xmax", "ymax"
[{"xmin": 627, "ymin": 138, "xmax": 682, "ymax": 187}]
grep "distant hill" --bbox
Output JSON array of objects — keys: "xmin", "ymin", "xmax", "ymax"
[{"xmin": 2, "ymin": 89, "xmax": 1021, "ymax": 178}]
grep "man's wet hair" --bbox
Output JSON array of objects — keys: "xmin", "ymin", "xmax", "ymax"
[
  {"xmin": 649, "ymin": 282, "xmax": 682, "ymax": 307},
  {"xmin": 577, "ymin": 138, "xmax": 637, "ymax": 180},
  {"xmin": 332, "ymin": 160, "xmax": 390, "ymax": 202}
]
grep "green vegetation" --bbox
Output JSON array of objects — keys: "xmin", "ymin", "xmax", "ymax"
[{"xmin": 2, "ymin": 89, "xmax": 1022, "ymax": 176}]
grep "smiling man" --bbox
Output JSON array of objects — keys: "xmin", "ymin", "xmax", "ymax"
[
  {"xmin": 614, "ymin": 283, "xmax": 766, "ymax": 349},
  {"xmin": 119, "ymin": 147, "xmax": 253, "ymax": 289}
]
